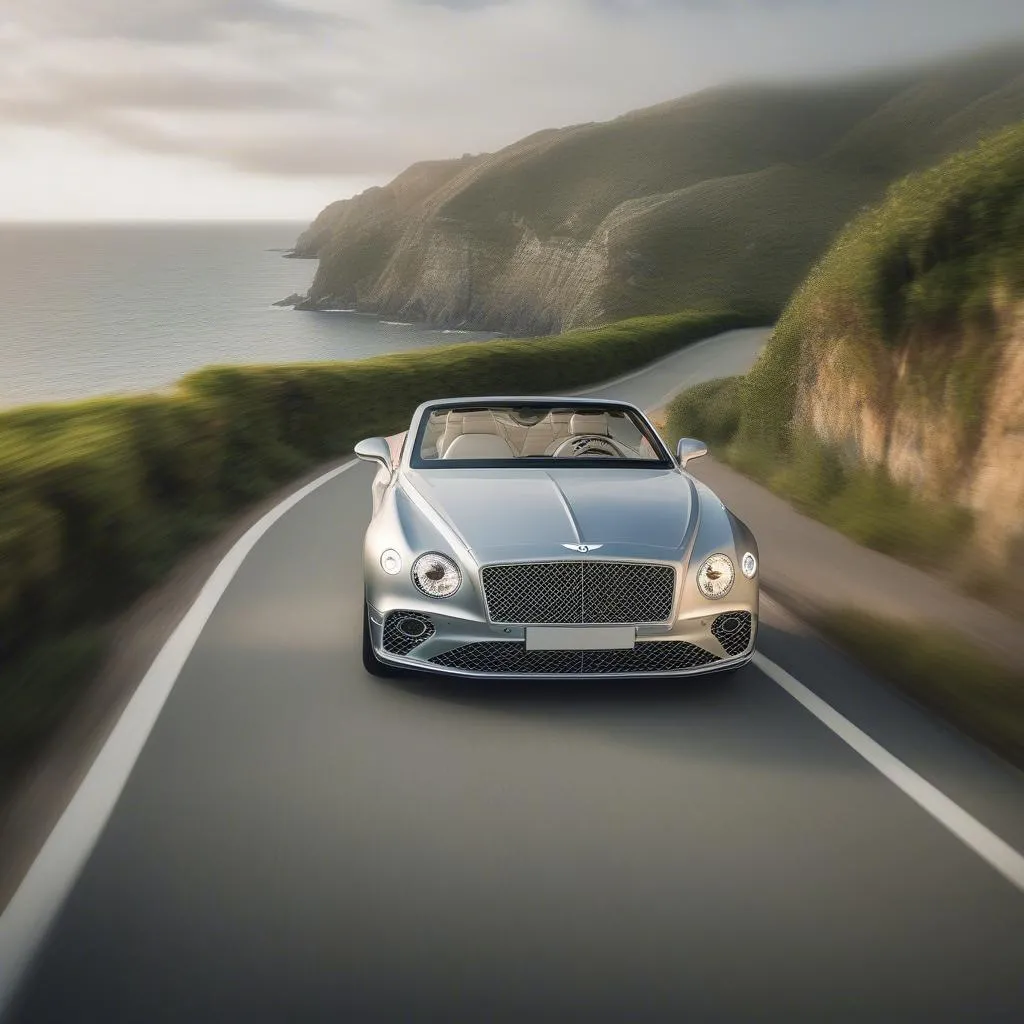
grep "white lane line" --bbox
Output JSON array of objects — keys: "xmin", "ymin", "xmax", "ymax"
[
  {"xmin": 0, "ymin": 460, "xmax": 360, "ymax": 1017},
  {"xmin": 753, "ymin": 650, "xmax": 1024, "ymax": 894}
]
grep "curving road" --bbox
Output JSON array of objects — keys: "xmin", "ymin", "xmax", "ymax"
[{"xmin": 3, "ymin": 328, "xmax": 1024, "ymax": 1023}]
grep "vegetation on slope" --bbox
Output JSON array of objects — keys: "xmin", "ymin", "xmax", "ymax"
[
  {"xmin": 299, "ymin": 43, "xmax": 1024, "ymax": 332},
  {"xmin": 664, "ymin": 378, "xmax": 972, "ymax": 571},
  {"xmin": 740, "ymin": 119, "xmax": 1024, "ymax": 454},
  {"xmin": 665, "ymin": 119, "xmax": 1024, "ymax": 596},
  {"xmin": 0, "ymin": 309, "xmax": 754, "ymax": 788}
]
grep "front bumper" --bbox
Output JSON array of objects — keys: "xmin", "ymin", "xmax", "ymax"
[{"xmin": 366, "ymin": 601, "xmax": 757, "ymax": 680}]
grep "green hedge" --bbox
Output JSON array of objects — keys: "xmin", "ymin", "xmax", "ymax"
[{"xmin": 0, "ymin": 308, "xmax": 756, "ymax": 777}]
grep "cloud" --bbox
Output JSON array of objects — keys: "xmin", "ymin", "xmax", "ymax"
[
  {"xmin": 5, "ymin": 70, "xmax": 335, "ymax": 114},
  {"xmin": 1, "ymin": 0, "xmax": 1022, "ymax": 193},
  {"xmin": 10, "ymin": 0, "xmax": 344, "ymax": 43}
]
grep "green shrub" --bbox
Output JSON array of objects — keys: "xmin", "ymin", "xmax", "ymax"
[
  {"xmin": 663, "ymin": 376, "xmax": 743, "ymax": 451},
  {"xmin": 820, "ymin": 467, "xmax": 972, "ymax": 568},
  {"xmin": 768, "ymin": 431, "xmax": 848, "ymax": 513},
  {"xmin": 0, "ymin": 630, "xmax": 106, "ymax": 786}
]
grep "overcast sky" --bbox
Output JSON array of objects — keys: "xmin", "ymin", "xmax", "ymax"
[{"xmin": 1, "ymin": 0, "xmax": 1021, "ymax": 221}]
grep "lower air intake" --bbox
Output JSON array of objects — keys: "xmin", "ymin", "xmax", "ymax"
[
  {"xmin": 711, "ymin": 611, "xmax": 753, "ymax": 657},
  {"xmin": 429, "ymin": 641, "xmax": 719, "ymax": 675},
  {"xmin": 382, "ymin": 612, "xmax": 435, "ymax": 655}
]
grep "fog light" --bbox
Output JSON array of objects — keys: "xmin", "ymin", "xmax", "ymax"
[
  {"xmin": 396, "ymin": 615, "xmax": 429, "ymax": 638},
  {"xmin": 741, "ymin": 552, "xmax": 757, "ymax": 579},
  {"xmin": 380, "ymin": 549, "xmax": 403, "ymax": 575}
]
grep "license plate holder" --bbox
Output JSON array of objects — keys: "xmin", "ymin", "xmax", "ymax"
[{"xmin": 525, "ymin": 626, "xmax": 637, "ymax": 651}]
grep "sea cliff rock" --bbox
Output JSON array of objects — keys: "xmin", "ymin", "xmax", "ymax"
[{"xmin": 293, "ymin": 44, "xmax": 1024, "ymax": 334}]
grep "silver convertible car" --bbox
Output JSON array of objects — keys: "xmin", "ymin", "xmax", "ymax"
[{"xmin": 355, "ymin": 397, "xmax": 758, "ymax": 679}]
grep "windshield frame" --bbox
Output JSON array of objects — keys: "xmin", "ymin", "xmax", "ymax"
[{"xmin": 407, "ymin": 399, "xmax": 675, "ymax": 470}]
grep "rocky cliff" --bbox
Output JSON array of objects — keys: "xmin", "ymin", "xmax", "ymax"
[
  {"xmin": 292, "ymin": 43, "xmax": 1024, "ymax": 334},
  {"xmin": 742, "ymin": 120, "xmax": 1024, "ymax": 560}
]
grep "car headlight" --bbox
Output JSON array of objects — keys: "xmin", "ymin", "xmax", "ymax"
[
  {"xmin": 741, "ymin": 551, "xmax": 757, "ymax": 579},
  {"xmin": 696, "ymin": 553, "xmax": 735, "ymax": 600},
  {"xmin": 380, "ymin": 549, "xmax": 403, "ymax": 575},
  {"xmin": 412, "ymin": 552, "xmax": 462, "ymax": 599}
]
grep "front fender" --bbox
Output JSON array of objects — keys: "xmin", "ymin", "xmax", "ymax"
[
  {"xmin": 363, "ymin": 479, "xmax": 487, "ymax": 620},
  {"xmin": 682, "ymin": 484, "xmax": 759, "ymax": 610}
]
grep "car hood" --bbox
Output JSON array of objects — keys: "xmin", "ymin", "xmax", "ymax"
[{"xmin": 403, "ymin": 467, "xmax": 698, "ymax": 563}]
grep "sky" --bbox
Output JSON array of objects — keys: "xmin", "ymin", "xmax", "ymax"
[{"xmin": 1, "ymin": 0, "xmax": 1022, "ymax": 222}]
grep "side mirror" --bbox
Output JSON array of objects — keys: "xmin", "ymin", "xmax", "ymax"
[
  {"xmin": 354, "ymin": 436, "xmax": 393, "ymax": 470},
  {"xmin": 675, "ymin": 437, "xmax": 708, "ymax": 467}
]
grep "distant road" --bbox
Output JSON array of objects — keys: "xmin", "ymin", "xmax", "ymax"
[{"xmin": 3, "ymin": 325, "xmax": 1024, "ymax": 1024}]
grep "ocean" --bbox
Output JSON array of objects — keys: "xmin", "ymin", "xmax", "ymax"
[{"xmin": 0, "ymin": 222, "xmax": 498, "ymax": 408}]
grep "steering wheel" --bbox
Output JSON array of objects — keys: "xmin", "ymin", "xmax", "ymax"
[{"xmin": 552, "ymin": 435, "xmax": 621, "ymax": 458}]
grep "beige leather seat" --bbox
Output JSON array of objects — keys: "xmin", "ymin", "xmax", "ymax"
[
  {"xmin": 440, "ymin": 410, "xmax": 517, "ymax": 459},
  {"xmin": 443, "ymin": 433, "xmax": 516, "ymax": 459},
  {"xmin": 436, "ymin": 412, "xmax": 466, "ymax": 456}
]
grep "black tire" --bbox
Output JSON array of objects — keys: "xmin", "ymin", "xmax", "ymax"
[{"xmin": 362, "ymin": 604, "xmax": 396, "ymax": 678}]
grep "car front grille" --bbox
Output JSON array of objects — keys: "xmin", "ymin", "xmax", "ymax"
[
  {"xmin": 480, "ymin": 561, "xmax": 675, "ymax": 624},
  {"xmin": 711, "ymin": 611, "xmax": 753, "ymax": 657},
  {"xmin": 429, "ymin": 640, "xmax": 718, "ymax": 675}
]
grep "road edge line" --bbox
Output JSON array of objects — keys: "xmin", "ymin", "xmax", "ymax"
[
  {"xmin": 753, "ymin": 650, "xmax": 1024, "ymax": 894},
  {"xmin": 0, "ymin": 460, "xmax": 360, "ymax": 1019}
]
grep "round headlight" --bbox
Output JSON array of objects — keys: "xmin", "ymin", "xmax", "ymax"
[
  {"xmin": 412, "ymin": 552, "xmax": 462, "ymax": 599},
  {"xmin": 380, "ymin": 549, "xmax": 403, "ymax": 575},
  {"xmin": 741, "ymin": 551, "xmax": 757, "ymax": 579},
  {"xmin": 696, "ymin": 553, "xmax": 735, "ymax": 600}
]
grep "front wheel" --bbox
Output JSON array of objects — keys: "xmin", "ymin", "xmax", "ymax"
[{"xmin": 362, "ymin": 604, "xmax": 398, "ymax": 678}]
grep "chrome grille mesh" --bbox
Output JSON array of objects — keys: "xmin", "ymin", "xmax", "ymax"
[
  {"xmin": 480, "ymin": 561, "xmax": 675, "ymax": 624},
  {"xmin": 711, "ymin": 612, "xmax": 753, "ymax": 657},
  {"xmin": 429, "ymin": 641, "xmax": 718, "ymax": 675}
]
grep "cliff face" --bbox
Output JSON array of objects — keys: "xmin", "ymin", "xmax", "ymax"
[
  {"xmin": 744, "ymin": 120, "xmax": 1024, "ymax": 559},
  {"xmin": 794, "ymin": 293, "xmax": 1024, "ymax": 558},
  {"xmin": 294, "ymin": 43, "xmax": 1024, "ymax": 334}
]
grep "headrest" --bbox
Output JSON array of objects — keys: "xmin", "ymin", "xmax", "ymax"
[
  {"xmin": 570, "ymin": 412, "xmax": 610, "ymax": 436},
  {"xmin": 442, "ymin": 434, "xmax": 516, "ymax": 459},
  {"xmin": 459, "ymin": 411, "xmax": 501, "ymax": 435}
]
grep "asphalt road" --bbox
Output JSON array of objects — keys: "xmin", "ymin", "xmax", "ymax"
[{"xmin": 4, "ymin": 328, "xmax": 1024, "ymax": 1023}]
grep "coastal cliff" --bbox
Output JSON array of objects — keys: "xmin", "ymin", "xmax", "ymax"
[
  {"xmin": 291, "ymin": 43, "xmax": 1024, "ymax": 334},
  {"xmin": 741, "ymin": 120, "xmax": 1024, "ymax": 562}
]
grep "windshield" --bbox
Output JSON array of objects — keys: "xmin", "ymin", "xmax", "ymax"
[{"xmin": 410, "ymin": 402, "xmax": 672, "ymax": 467}]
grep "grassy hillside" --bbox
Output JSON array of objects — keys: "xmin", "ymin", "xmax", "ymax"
[
  {"xmin": 740, "ymin": 119, "xmax": 1024, "ymax": 453},
  {"xmin": 296, "ymin": 43, "xmax": 1024, "ymax": 333},
  {"xmin": 666, "ymin": 120, "xmax": 1024, "ymax": 603}
]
